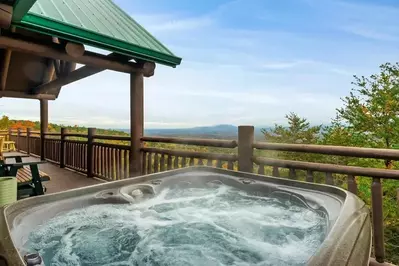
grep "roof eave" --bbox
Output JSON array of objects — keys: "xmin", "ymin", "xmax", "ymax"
[
  {"xmin": 13, "ymin": 14, "xmax": 182, "ymax": 67},
  {"xmin": 12, "ymin": 0, "xmax": 37, "ymax": 22}
]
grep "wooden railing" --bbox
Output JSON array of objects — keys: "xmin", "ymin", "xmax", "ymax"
[
  {"xmin": 3, "ymin": 126, "xmax": 398, "ymax": 264},
  {"xmin": 141, "ymin": 136, "xmax": 237, "ymax": 174}
]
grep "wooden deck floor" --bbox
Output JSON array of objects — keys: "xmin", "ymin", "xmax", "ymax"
[{"xmin": 5, "ymin": 154, "xmax": 104, "ymax": 194}]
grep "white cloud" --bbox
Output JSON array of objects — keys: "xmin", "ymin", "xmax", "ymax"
[
  {"xmin": 342, "ymin": 24, "xmax": 399, "ymax": 41},
  {"xmin": 305, "ymin": 0, "xmax": 399, "ymax": 41},
  {"xmin": 262, "ymin": 60, "xmax": 314, "ymax": 70},
  {"xmin": 133, "ymin": 14, "xmax": 213, "ymax": 33}
]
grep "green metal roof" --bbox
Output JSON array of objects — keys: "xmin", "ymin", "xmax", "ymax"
[{"xmin": 11, "ymin": 0, "xmax": 182, "ymax": 67}]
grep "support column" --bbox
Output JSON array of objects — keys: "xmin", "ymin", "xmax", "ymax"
[
  {"xmin": 40, "ymin": 99, "xmax": 48, "ymax": 161},
  {"xmin": 87, "ymin": 128, "xmax": 96, "ymax": 177},
  {"xmin": 238, "ymin": 126, "xmax": 254, "ymax": 173},
  {"xmin": 26, "ymin": 128, "xmax": 31, "ymax": 155},
  {"xmin": 60, "ymin": 128, "xmax": 66, "ymax": 168},
  {"xmin": 129, "ymin": 72, "xmax": 144, "ymax": 177}
]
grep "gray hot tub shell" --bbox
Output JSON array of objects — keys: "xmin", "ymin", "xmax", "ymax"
[{"xmin": 0, "ymin": 167, "xmax": 371, "ymax": 266}]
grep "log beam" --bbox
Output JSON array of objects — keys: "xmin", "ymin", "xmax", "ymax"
[
  {"xmin": 0, "ymin": 4, "xmax": 12, "ymax": 29},
  {"xmin": 0, "ymin": 35, "xmax": 143, "ymax": 74},
  {"xmin": 0, "ymin": 91, "xmax": 56, "ymax": 100},
  {"xmin": 0, "ymin": 49, "xmax": 11, "ymax": 91},
  {"xmin": 31, "ymin": 57, "xmax": 155, "ymax": 95},
  {"xmin": 0, "ymin": 26, "xmax": 15, "ymax": 91},
  {"xmin": 65, "ymin": 42, "xmax": 85, "ymax": 58}
]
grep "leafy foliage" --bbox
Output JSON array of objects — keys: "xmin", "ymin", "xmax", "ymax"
[
  {"xmin": 337, "ymin": 63, "xmax": 399, "ymax": 149},
  {"xmin": 0, "ymin": 115, "xmax": 10, "ymax": 130},
  {"xmin": 262, "ymin": 112, "xmax": 322, "ymax": 144}
]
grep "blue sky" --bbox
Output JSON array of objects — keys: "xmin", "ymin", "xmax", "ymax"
[{"xmin": 2, "ymin": 0, "xmax": 399, "ymax": 128}]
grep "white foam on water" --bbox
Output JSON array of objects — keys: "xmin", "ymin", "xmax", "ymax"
[{"xmin": 22, "ymin": 183, "xmax": 328, "ymax": 266}]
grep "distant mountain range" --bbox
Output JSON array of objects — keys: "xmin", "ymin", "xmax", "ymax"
[{"xmin": 119, "ymin": 124, "xmax": 269, "ymax": 140}]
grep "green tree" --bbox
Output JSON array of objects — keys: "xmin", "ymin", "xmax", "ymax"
[
  {"xmin": 337, "ymin": 63, "xmax": 399, "ymax": 151},
  {"xmin": 262, "ymin": 112, "xmax": 322, "ymax": 144},
  {"xmin": 260, "ymin": 113, "xmax": 322, "ymax": 163},
  {"xmin": 0, "ymin": 115, "xmax": 10, "ymax": 130}
]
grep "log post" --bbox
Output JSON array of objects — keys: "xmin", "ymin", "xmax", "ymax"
[
  {"xmin": 7, "ymin": 128, "xmax": 11, "ymax": 141},
  {"xmin": 238, "ymin": 126, "xmax": 254, "ymax": 173},
  {"xmin": 60, "ymin": 128, "xmax": 66, "ymax": 168},
  {"xmin": 87, "ymin": 128, "xmax": 96, "ymax": 177},
  {"xmin": 40, "ymin": 99, "xmax": 48, "ymax": 161},
  {"xmin": 129, "ymin": 73, "xmax": 144, "ymax": 177},
  {"xmin": 26, "ymin": 128, "xmax": 31, "ymax": 155},
  {"xmin": 16, "ymin": 128, "xmax": 20, "ymax": 151}
]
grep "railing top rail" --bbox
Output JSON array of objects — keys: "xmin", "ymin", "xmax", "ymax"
[
  {"xmin": 142, "ymin": 147, "xmax": 238, "ymax": 161},
  {"xmin": 44, "ymin": 132, "xmax": 61, "ymax": 136},
  {"xmin": 253, "ymin": 156, "xmax": 399, "ymax": 180},
  {"xmin": 65, "ymin": 139, "xmax": 87, "ymax": 144},
  {"xmin": 94, "ymin": 134, "xmax": 130, "ymax": 141},
  {"xmin": 142, "ymin": 136, "xmax": 238, "ymax": 148},
  {"xmin": 253, "ymin": 142, "xmax": 399, "ymax": 160},
  {"xmin": 93, "ymin": 142, "xmax": 129, "ymax": 150},
  {"xmin": 64, "ymin": 133, "xmax": 87, "ymax": 138}
]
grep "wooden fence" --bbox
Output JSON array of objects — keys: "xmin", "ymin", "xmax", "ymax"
[{"xmin": 2, "ymin": 126, "xmax": 399, "ymax": 264}]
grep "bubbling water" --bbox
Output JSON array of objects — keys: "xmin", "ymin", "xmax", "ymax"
[{"xmin": 22, "ymin": 183, "xmax": 328, "ymax": 266}]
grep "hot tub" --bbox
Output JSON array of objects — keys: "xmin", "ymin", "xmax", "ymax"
[{"xmin": 0, "ymin": 167, "xmax": 371, "ymax": 266}]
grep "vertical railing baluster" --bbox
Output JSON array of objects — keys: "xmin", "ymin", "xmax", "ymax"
[
  {"xmin": 216, "ymin": 160, "xmax": 222, "ymax": 168},
  {"xmin": 325, "ymin": 172, "xmax": 334, "ymax": 185},
  {"xmin": 112, "ymin": 148, "xmax": 116, "ymax": 179},
  {"xmin": 78, "ymin": 143, "xmax": 82, "ymax": 170},
  {"xmin": 108, "ymin": 147, "xmax": 112, "ymax": 178},
  {"xmin": 26, "ymin": 128, "xmax": 31, "ymax": 155},
  {"xmin": 16, "ymin": 128, "xmax": 20, "ymax": 152},
  {"xmin": 160, "ymin": 154, "xmax": 165, "ymax": 171},
  {"xmin": 289, "ymin": 168, "xmax": 296, "ymax": 179},
  {"xmin": 93, "ymin": 146, "xmax": 97, "ymax": 176},
  {"xmin": 189, "ymin": 157, "xmax": 195, "ymax": 166},
  {"xmin": 101, "ymin": 146, "xmax": 105, "ymax": 178},
  {"xmin": 147, "ymin": 152, "xmax": 152, "ymax": 174},
  {"xmin": 371, "ymin": 177, "xmax": 385, "ymax": 263},
  {"xmin": 306, "ymin": 170, "xmax": 314, "ymax": 183},
  {"xmin": 167, "ymin": 154, "xmax": 173, "ymax": 170},
  {"xmin": 207, "ymin": 159, "xmax": 213, "ymax": 167},
  {"xmin": 141, "ymin": 152, "xmax": 146, "ymax": 175},
  {"xmin": 258, "ymin": 164, "xmax": 265, "ymax": 175},
  {"xmin": 73, "ymin": 142, "xmax": 76, "ymax": 169},
  {"xmin": 227, "ymin": 160, "xmax": 234, "ymax": 170},
  {"xmin": 198, "ymin": 158, "xmax": 204, "ymax": 166},
  {"xmin": 347, "ymin": 175, "xmax": 358, "ymax": 195},
  {"xmin": 181, "ymin": 157, "xmax": 187, "ymax": 167},
  {"xmin": 116, "ymin": 148, "xmax": 121, "ymax": 179},
  {"xmin": 154, "ymin": 153, "xmax": 159, "ymax": 173},
  {"xmin": 125, "ymin": 150, "xmax": 130, "ymax": 178},
  {"xmin": 173, "ymin": 156, "xmax": 179, "ymax": 169},
  {"xmin": 272, "ymin": 166, "xmax": 279, "ymax": 177},
  {"xmin": 109, "ymin": 147, "xmax": 113, "ymax": 178},
  {"xmin": 60, "ymin": 128, "xmax": 66, "ymax": 168}
]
